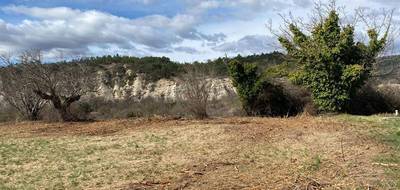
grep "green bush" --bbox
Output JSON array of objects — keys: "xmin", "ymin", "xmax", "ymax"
[
  {"xmin": 264, "ymin": 61, "xmax": 297, "ymax": 78},
  {"xmin": 228, "ymin": 60, "xmax": 293, "ymax": 116},
  {"xmin": 228, "ymin": 60, "xmax": 261, "ymax": 115},
  {"xmin": 279, "ymin": 10, "xmax": 388, "ymax": 112}
]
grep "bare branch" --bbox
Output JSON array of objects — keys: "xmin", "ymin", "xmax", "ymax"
[
  {"xmin": 181, "ymin": 65, "xmax": 212, "ymax": 119},
  {"xmin": 0, "ymin": 51, "xmax": 47, "ymax": 120},
  {"xmin": 1, "ymin": 49, "xmax": 96, "ymax": 121}
]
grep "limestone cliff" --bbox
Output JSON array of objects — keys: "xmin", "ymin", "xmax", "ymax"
[{"xmin": 95, "ymin": 70, "xmax": 236, "ymax": 101}]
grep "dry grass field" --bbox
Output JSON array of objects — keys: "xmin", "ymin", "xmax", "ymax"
[{"xmin": 0, "ymin": 116, "xmax": 399, "ymax": 189}]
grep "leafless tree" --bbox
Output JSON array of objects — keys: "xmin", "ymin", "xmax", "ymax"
[
  {"xmin": 181, "ymin": 66, "xmax": 212, "ymax": 119},
  {"xmin": 0, "ymin": 52, "xmax": 47, "ymax": 120},
  {"xmin": 19, "ymin": 50, "xmax": 95, "ymax": 122}
]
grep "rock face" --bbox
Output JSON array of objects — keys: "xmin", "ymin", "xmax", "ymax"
[
  {"xmin": 95, "ymin": 71, "xmax": 236, "ymax": 101},
  {"xmin": 0, "ymin": 69, "xmax": 236, "ymax": 105}
]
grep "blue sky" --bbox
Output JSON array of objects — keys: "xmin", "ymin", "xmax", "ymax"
[
  {"xmin": 0, "ymin": 0, "xmax": 185, "ymax": 19},
  {"xmin": 0, "ymin": 0, "xmax": 398, "ymax": 62}
]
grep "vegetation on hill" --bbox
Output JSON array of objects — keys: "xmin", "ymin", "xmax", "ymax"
[{"xmin": 71, "ymin": 52, "xmax": 286, "ymax": 81}]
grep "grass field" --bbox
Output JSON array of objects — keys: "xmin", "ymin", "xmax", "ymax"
[{"xmin": 0, "ymin": 116, "xmax": 399, "ymax": 189}]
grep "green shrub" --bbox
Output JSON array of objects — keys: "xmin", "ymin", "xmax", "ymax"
[
  {"xmin": 264, "ymin": 61, "xmax": 297, "ymax": 78},
  {"xmin": 279, "ymin": 10, "xmax": 388, "ymax": 112},
  {"xmin": 228, "ymin": 60, "xmax": 293, "ymax": 116},
  {"xmin": 228, "ymin": 60, "xmax": 261, "ymax": 115}
]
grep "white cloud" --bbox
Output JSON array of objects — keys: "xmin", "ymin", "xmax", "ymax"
[
  {"xmin": 213, "ymin": 35, "xmax": 278, "ymax": 54},
  {"xmin": 2, "ymin": 5, "xmax": 82, "ymax": 20},
  {"xmin": 0, "ymin": 0, "xmax": 398, "ymax": 62},
  {"xmin": 184, "ymin": 0, "xmax": 312, "ymax": 21},
  {"xmin": 174, "ymin": 46, "xmax": 200, "ymax": 54},
  {"xmin": 0, "ymin": 5, "xmax": 225, "ymax": 59}
]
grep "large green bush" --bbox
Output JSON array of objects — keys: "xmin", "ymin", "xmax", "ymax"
[{"xmin": 279, "ymin": 11, "xmax": 388, "ymax": 112}]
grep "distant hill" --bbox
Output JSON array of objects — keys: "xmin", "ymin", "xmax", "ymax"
[{"xmin": 69, "ymin": 51, "xmax": 286, "ymax": 80}]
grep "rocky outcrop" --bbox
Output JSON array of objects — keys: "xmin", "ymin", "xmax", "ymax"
[
  {"xmin": 95, "ymin": 70, "xmax": 236, "ymax": 101},
  {"xmin": 0, "ymin": 69, "xmax": 236, "ymax": 105}
]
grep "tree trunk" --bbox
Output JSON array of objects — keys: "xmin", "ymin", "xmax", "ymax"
[
  {"xmin": 57, "ymin": 105, "xmax": 78, "ymax": 122},
  {"xmin": 34, "ymin": 90, "xmax": 81, "ymax": 122},
  {"xmin": 27, "ymin": 110, "xmax": 40, "ymax": 121},
  {"xmin": 51, "ymin": 97, "xmax": 78, "ymax": 122}
]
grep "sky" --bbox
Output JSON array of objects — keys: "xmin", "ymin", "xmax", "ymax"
[{"xmin": 0, "ymin": 0, "xmax": 398, "ymax": 62}]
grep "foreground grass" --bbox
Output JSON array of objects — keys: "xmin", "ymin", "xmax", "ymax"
[
  {"xmin": 0, "ymin": 116, "xmax": 399, "ymax": 189},
  {"xmin": 338, "ymin": 115, "xmax": 400, "ymax": 188},
  {"xmin": 0, "ymin": 120, "xmax": 226, "ymax": 189}
]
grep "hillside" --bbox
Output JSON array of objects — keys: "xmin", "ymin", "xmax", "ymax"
[
  {"xmin": 2, "ymin": 52, "xmax": 398, "ymax": 102},
  {"xmin": 1, "ymin": 52, "xmax": 400, "ymax": 121},
  {"xmin": 72, "ymin": 52, "xmax": 286, "ymax": 100},
  {"xmin": 84, "ymin": 53, "xmax": 400, "ymax": 102},
  {"xmin": 0, "ymin": 52, "xmax": 286, "ymax": 121}
]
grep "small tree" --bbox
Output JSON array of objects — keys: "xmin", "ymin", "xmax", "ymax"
[
  {"xmin": 228, "ymin": 60, "xmax": 262, "ymax": 115},
  {"xmin": 181, "ymin": 66, "xmax": 211, "ymax": 119},
  {"xmin": 228, "ymin": 60, "xmax": 291, "ymax": 116},
  {"xmin": 0, "ymin": 53, "xmax": 47, "ymax": 120},
  {"xmin": 278, "ymin": 5, "xmax": 392, "ymax": 112},
  {"xmin": 20, "ymin": 50, "xmax": 95, "ymax": 122}
]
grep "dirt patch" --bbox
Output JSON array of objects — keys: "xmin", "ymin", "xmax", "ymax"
[
  {"xmin": 124, "ymin": 162, "xmax": 239, "ymax": 190},
  {"xmin": 116, "ymin": 117, "xmax": 392, "ymax": 189},
  {"xmin": 0, "ymin": 117, "xmax": 190, "ymax": 137}
]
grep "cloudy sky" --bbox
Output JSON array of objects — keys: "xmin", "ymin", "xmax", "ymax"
[{"xmin": 0, "ymin": 0, "xmax": 398, "ymax": 62}]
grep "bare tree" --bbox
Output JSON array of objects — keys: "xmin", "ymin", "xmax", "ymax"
[
  {"xmin": 181, "ymin": 65, "xmax": 212, "ymax": 119},
  {"xmin": 20, "ymin": 50, "xmax": 95, "ymax": 122},
  {"xmin": 0, "ymin": 52, "xmax": 47, "ymax": 120}
]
